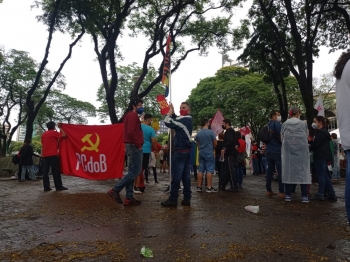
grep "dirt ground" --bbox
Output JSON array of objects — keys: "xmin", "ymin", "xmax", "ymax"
[{"xmin": 1, "ymin": 170, "xmax": 350, "ymax": 262}]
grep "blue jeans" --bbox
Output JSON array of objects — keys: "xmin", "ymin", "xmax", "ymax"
[
  {"xmin": 169, "ymin": 151, "xmax": 191, "ymax": 201},
  {"xmin": 266, "ymin": 152, "xmax": 284, "ymax": 193},
  {"xmin": 114, "ymin": 144, "xmax": 143, "ymax": 199},
  {"xmin": 262, "ymin": 156, "xmax": 268, "ymax": 173},
  {"xmin": 21, "ymin": 165, "xmax": 36, "ymax": 180},
  {"xmin": 315, "ymin": 158, "xmax": 335, "ymax": 196},
  {"xmin": 235, "ymin": 165, "xmax": 244, "ymax": 185},
  {"xmin": 285, "ymin": 184, "xmax": 308, "ymax": 197},
  {"xmin": 252, "ymin": 158, "xmax": 259, "ymax": 174},
  {"xmin": 345, "ymin": 151, "xmax": 350, "ymax": 224},
  {"xmin": 198, "ymin": 152, "xmax": 215, "ymax": 173}
]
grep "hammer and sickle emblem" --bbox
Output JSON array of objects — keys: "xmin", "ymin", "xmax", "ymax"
[{"xmin": 81, "ymin": 133, "xmax": 100, "ymax": 152}]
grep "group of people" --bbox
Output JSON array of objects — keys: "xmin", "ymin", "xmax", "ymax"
[{"xmin": 17, "ymin": 121, "xmax": 68, "ymax": 192}]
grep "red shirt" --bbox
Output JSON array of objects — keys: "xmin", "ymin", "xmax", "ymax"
[
  {"xmin": 41, "ymin": 130, "xmax": 62, "ymax": 157},
  {"xmin": 122, "ymin": 111, "xmax": 144, "ymax": 149},
  {"xmin": 251, "ymin": 144, "xmax": 258, "ymax": 159},
  {"xmin": 237, "ymin": 139, "xmax": 246, "ymax": 153}
]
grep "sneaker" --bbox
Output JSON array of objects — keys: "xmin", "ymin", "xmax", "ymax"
[
  {"xmin": 133, "ymin": 187, "xmax": 142, "ymax": 194},
  {"xmin": 155, "ymin": 181, "xmax": 159, "ymax": 184},
  {"xmin": 123, "ymin": 197, "xmax": 141, "ymax": 206},
  {"xmin": 310, "ymin": 194, "xmax": 325, "ymax": 201},
  {"xmin": 278, "ymin": 193, "xmax": 285, "ymax": 198},
  {"xmin": 107, "ymin": 189, "xmax": 123, "ymax": 204},
  {"xmin": 302, "ymin": 196, "xmax": 309, "ymax": 203},
  {"xmin": 285, "ymin": 195, "xmax": 291, "ymax": 202},
  {"xmin": 44, "ymin": 188, "xmax": 52, "ymax": 192},
  {"xmin": 266, "ymin": 191, "xmax": 277, "ymax": 196},
  {"xmin": 181, "ymin": 199, "xmax": 191, "ymax": 206},
  {"xmin": 206, "ymin": 187, "xmax": 218, "ymax": 193},
  {"xmin": 146, "ymin": 181, "xmax": 150, "ymax": 184},
  {"xmin": 237, "ymin": 184, "xmax": 242, "ymax": 188},
  {"xmin": 161, "ymin": 199, "xmax": 178, "ymax": 207},
  {"xmin": 197, "ymin": 187, "xmax": 202, "ymax": 192}
]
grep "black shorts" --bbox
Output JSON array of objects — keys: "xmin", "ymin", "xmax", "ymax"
[{"xmin": 163, "ymin": 154, "xmax": 168, "ymax": 162}]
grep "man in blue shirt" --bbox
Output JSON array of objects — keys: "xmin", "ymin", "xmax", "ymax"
[
  {"xmin": 195, "ymin": 119, "xmax": 217, "ymax": 192},
  {"xmin": 134, "ymin": 113, "xmax": 157, "ymax": 193},
  {"xmin": 265, "ymin": 110, "xmax": 285, "ymax": 198}
]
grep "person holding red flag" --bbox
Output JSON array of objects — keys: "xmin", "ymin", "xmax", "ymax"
[
  {"xmin": 41, "ymin": 121, "xmax": 68, "ymax": 191},
  {"xmin": 108, "ymin": 98, "xmax": 144, "ymax": 206}
]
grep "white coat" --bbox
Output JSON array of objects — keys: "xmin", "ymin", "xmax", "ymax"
[{"xmin": 281, "ymin": 118, "xmax": 311, "ymax": 184}]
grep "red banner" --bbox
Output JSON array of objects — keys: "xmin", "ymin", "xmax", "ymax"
[
  {"xmin": 157, "ymin": 94, "xmax": 170, "ymax": 115},
  {"xmin": 59, "ymin": 123, "xmax": 125, "ymax": 180},
  {"xmin": 210, "ymin": 110, "xmax": 224, "ymax": 136}
]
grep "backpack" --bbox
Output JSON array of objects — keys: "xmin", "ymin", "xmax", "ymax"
[
  {"xmin": 12, "ymin": 153, "xmax": 20, "ymax": 165},
  {"xmin": 259, "ymin": 122, "xmax": 281, "ymax": 144},
  {"xmin": 259, "ymin": 125, "xmax": 272, "ymax": 144},
  {"xmin": 237, "ymin": 152, "xmax": 247, "ymax": 163}
]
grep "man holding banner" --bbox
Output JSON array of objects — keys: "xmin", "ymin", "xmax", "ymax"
[
  {"xmin": 161, "ymin": 102, "xmax": 193, "ymax": 207},
  {"xmin": 41, "ymin": 121, "xmax": 68, "ymax": 191},
  {"xmin": 108, "ymin": 98, "xmax": 144, "ymax": 206}
]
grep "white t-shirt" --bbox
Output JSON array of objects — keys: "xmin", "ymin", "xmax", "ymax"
[{"xmin": 336, "ymin": 59, "xmax": 350, "ymax": 150}]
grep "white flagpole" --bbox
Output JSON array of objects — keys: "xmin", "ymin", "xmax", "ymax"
[{"xmin": 168, "ymin": 68, "xmax": 172, "ymax": 192}]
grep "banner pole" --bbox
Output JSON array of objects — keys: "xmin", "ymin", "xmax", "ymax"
[{"xmin": 168, "ymin": 68, "xmax": 172, "ymax": 192}]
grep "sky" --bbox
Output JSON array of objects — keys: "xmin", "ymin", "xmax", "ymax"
[{"xmin": 0, "ymin": 0, "xmax": 346, "ymax": 126}]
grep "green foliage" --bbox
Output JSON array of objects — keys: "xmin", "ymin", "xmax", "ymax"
[
  {"xmin": 188, "ymin": 66, "xmax": 302, "ymax": 140},
  {"xmin": 37, "ymin": 90, "xmax": 97, "ymax": 126},
  {"xmin": 96, "ymin": 64, "xmax": 163, "ymax": 123},
  {"xmin": 9, "ymin": 136, "xmax": 42, "ymax": 154},
  {"xmin": 35, "ymin": 0, "xmax": 243, "ymax": 123},
  {"xmin": 156, "ymin": 132, "xmax": 168, "ymax": 145},
  {"xmin": 232, "ymin": 0, "xmax": 350, "ymax": 127}
]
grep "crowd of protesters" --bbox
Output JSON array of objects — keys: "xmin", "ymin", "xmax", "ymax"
[{"xmin": 12, "ymin": 51, "xmax": 350, "ymax": 226}]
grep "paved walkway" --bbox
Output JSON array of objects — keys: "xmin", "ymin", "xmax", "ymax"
[{"xmin": 0, "ymin": 171, "xmax": 349, "ymax": 261}]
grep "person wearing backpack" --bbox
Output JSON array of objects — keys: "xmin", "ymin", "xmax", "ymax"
[
  {"xmin": 265, "ymin": 110, "xmax": 285, "ymax": 198},
  {"xmin": 18, "ymin": 138, "xmax": 39, "ymax": 182}
]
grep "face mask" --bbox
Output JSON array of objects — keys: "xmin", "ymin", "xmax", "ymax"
[
  {"xmin": 276, "ymin": 116, "xmax": 281, "ymax": 122},
  {"xmin": 311, "ymin": 123, "xmax": 318, "ymax": 129},
  {"xmin": 221, "ymin": 125, "xmax": 226, "ymax": 130},
  {"xmin": 136, "ymin": 107, "xmax": 144, "ymax": 114},
  {"xmin": 180, "ymin": 109, "xmax": 188, "ymax": 116}
]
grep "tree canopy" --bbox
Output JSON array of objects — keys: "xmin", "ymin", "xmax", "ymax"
[
  {"xmin": 232, "ymin": 0, "xmax": 350, "ymax": 128},
  {"xmin": 188, "ymin": 66, "xmax": 300, "ymax": 140},
  {"xmin": 96, "ymin": 63, "xmax": 163, "ymax": 123},
  {"xmin": 36, "ymin": 0, "xmax": 243, "ymax": 123}
]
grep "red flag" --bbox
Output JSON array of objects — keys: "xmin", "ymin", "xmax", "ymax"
[
  {"xmin": 210, "ymin": 110, "xmax": 224, "ymax": 136},
  {"xmin": 59, "ymin": 123, "xmax": 125, "ymax": 180},
  {"xmin": 156, "ymin": 94, "xmax": 170, "ymax": 115},
  {"xmin": 240, "ymin": 126, "xmax": 251, "ymax": 136},
  {"xmin": 161, "ymin": 35, "xmax": 171, "ymax": 97}
]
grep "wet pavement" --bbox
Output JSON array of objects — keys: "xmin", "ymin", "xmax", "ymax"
[{"xmin": 1, "ymin": 171, "xmax": 350, "ymax": 261}]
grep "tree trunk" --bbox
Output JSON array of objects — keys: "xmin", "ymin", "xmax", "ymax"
[
  {"xmin": 25, "ymin": 101, "xmax": 35, "ymax": 140},
  {"xmin": 106, "ymin": 92, "xmax": 118, "ymax": 124}
]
